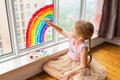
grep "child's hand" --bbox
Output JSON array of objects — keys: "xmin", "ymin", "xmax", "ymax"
[
  {"xmin": 43, "ymin": 18, "xmax": 63, "ymax": 33},
  {"xmin": 43, "ymin": 18, "xmax": 51, "ymax": 25},
  {"xmin": 59, "ymin": 71, "xmax": 71, "ymax": 80}
]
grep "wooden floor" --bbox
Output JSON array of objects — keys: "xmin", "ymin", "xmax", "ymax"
[{"xmin": 27, "ymin": 42, "xmax": 120, "ymax": 80}]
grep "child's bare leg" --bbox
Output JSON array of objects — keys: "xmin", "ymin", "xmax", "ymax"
[{"xmin": 43, "ymin": 63, "xmax": 64, "ymax": 79}]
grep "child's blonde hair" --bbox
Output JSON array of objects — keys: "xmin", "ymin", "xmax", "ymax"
[{"xmin": 74, "ymin": 20, "xmax": 94, "ymax": 64}]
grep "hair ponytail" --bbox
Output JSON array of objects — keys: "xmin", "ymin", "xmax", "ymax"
[
  {"xmin": 74, "ymin": 20, "xmax": 94, "ymax": 64},
  {"xmin": 88, "ymin": 38, "xmax": 92, "ymax": 64}
]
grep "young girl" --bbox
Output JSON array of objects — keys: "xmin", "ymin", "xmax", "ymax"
[{"xmin": 43, "ymin": 19, "xmax": 106, "ymax": 80}]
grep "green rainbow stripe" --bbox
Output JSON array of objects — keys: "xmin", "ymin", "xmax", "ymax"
[{"xmin": 26, "ymin": 4, "xmax": 53, "ymax": 48}]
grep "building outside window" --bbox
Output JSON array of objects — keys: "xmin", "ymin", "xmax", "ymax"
[{"xmin": 0, "ymin": 0, "xmax": 12, "ymax": 56}]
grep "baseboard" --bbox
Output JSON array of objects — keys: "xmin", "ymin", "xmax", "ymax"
[{"xmin": 105, "ymin": 37, "xmax": 120, "ymax": 46}]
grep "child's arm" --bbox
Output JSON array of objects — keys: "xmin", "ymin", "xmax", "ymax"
[
  {"xmin": 63, "ymin": 47, "xmax": 88, "ymax": 77},
  {"xmin": 44, "ymin": 19, "xmax": 70, "ymax": 38}
]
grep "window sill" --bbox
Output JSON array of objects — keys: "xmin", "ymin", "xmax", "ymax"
[
  {"xmin": 0, "ymin": 34, "xmax": 99, "ymax": 75},
  {"xmin": 0, "ymin": 41, "xmax": 69, "ymax": 75}
]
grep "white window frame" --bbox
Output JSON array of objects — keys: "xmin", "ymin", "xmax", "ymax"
[
  {"xmin": 0, "ymin": 0, "xmax": 14, "ymax": 60},
  {"xmin": 0, "ymin": 0, "xmax": 87, "ymax": 62}
]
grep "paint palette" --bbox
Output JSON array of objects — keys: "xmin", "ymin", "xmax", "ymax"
[{"xmin": 29, "ymin": 50, "xmax": 49, "ymax": 60}]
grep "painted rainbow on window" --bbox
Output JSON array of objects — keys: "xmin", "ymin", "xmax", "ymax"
[{"xmin": 26, "ymin": 4, "xmax": 53, "ymax": 48}]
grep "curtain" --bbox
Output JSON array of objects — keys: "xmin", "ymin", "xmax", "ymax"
[{"xmin": 98, "ymin": 0, "xmax": 120, "ymax": 39}]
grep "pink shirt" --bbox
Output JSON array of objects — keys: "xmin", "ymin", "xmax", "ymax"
[{"xmin": 68, "ymin": 38, "xmax": 87, "ymax": 61}]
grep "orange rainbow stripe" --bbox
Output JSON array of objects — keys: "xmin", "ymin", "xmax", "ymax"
[{"xmin": 26, "ymin": 4, "xmax": 53, "ymax": 48}]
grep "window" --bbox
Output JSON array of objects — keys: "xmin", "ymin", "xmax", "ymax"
[
  {"xmin": 34, "ymin": 3, "xmax": 37, "ymax": 8},
  {"xmin": 24, "ymin": 36, "xmax": 25, "ymax": 42},
  {"xmin": 16, "ymin": 22, "xmax": 20, "ymax": 28},
  {"xmin": 20, "ymin": 0, "xmax": 22, "ymax": 2},
  {"xmin": 20, "ymin": 4, "xmax": 24, "ymax": 11},
  {"xmin": 14, "ymin": 4, "xmax": 18, "ymax": 11},
  {"xmin": 23, "ymin": 29, "xmax": 25, "ymax": 35},
  {"xmin": 22, "ymin": 21, "xmax": 25, "ymax": 27},
  {"xmin": 17, "ymin": 30, "xmax": 20, "ymax": 36},
  {"xmin": 13, "ymin": 0, "xmax": 53, "ymax": 50},
  {"xmin": 58, "ymin": 0, "xmax": 81, "ymax": 38},
  {"xmin": 21, "ymin": 12, "xmax": 24, "ymax": 20},
  {"xmin": 0, "ymin": 42, "xmax": 2, "ymax": 48},
  {"xmin": 26, "ymin": 3, "xmax": 30, "ymax": 8},
  {"xmin": 0, "ymin": 0, "xmax": 12, "ymax": 56},
  {"xmin": 0, "ymin": 34, "xmax": 1, "ymax": 40},
  {"xmin": 0, "ymin": 0, "xmax": 104, "ymax": 61},
  {"xmin": 15, "ymin": 13, "xmax": 19, "ymax": 20},
  {"xmin": 84, "ymin": 0, "xmax": 103, "ymax": 37},
  {"xmin": 18, "ymin": 38, "xmax": 21, "ymax": 43},
  {"xmin": 27, "ymin": 11, "xmax": 31, "ymax": 17}
]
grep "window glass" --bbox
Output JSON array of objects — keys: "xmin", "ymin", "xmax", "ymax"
[
  {"xmin": 59, "ymin": 0, "xmax": 81, "ymax": 38},
  {"xmin": 85, "ymin": 0, "xmax": 103, "ymax": 37},
  {"xmin": 13, "ymin": 0, "xmax": 53, "ymax": 49},
  {"xmin": 0, "ymin": 0, "xmax": 12, "ymax": 56}
]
